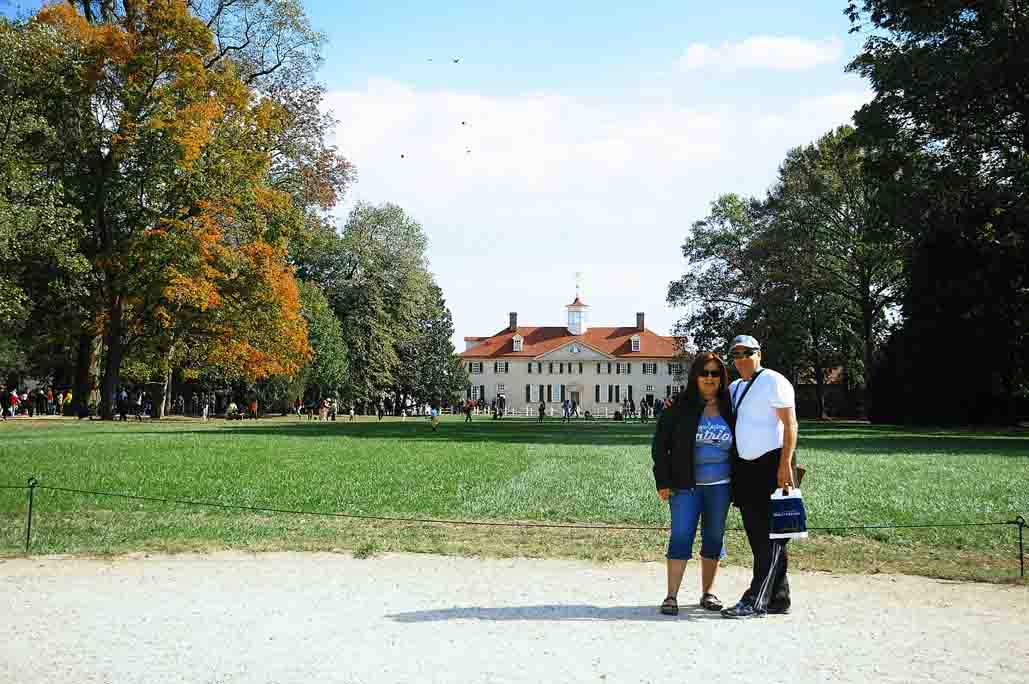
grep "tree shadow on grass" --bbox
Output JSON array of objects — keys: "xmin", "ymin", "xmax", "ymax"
[
  {"xmin": 118, "ymin": 419, "xmax": 661, "ymax": 446},
  {"xmin": 387, "ymin": 603, "xmax": 722, "ymax": 623},
  {"xmin": 799, "ymin": 435, "xmax": 1029, "ymax": 457}
]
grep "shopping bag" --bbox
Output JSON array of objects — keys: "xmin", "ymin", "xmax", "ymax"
[{"xmin": 769, "ymin": 487, "xmax": 808, "ymax": 539}]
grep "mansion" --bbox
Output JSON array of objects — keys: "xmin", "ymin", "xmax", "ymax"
[{"xmin": 460, "ymin": 293, "xmax": 687, "ymax": 412}]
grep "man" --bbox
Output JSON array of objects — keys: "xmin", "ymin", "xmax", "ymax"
[{"xmin": 721, "ymin": 334, "xmax": 798, "ymax": 619}]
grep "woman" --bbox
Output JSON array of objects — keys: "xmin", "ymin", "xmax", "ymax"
[{"xmin": 651, "ymin": 352, "xmax": 735, "ymax": 615}]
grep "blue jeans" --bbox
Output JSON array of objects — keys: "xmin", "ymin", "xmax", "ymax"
[{"xmin": 667, "ymin": 483, "xmax": 730, "ymax": 561}]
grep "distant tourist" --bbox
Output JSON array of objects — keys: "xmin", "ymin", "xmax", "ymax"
[{"xmin": 537, "ymin": 400, "xmax": 546, "ymax": 424}]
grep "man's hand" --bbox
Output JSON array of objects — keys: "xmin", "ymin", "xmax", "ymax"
[
  {"xmin": 657, "ymin": 488, "xmax": 671, "ymax": 501},
  {"xmin": 777, "ymin": 464, "xmax": 794, "ymax": 490}
]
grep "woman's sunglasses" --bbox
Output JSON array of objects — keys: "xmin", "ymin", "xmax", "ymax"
[{"xmin": 698, "ymin": 369, "xmax": 722, "ymax": 378}]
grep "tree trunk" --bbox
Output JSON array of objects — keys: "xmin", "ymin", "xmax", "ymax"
[
  {"xmin": 813, "ymin": 356, "xmax": 826, "ymax": 419},
  {"xmin": 99, "ymin": 294, "xmax": 124, "ymax": 420},
  {"xmin": 153, "ymin": 348, "xmax": 173, "ymax": 420},
  {"xmin": 163, "ymin": 365, "xmax": 173, "ymax": 416},
  {"xmin": 73, "ymin": 332, "xmax": 95, "ymax": 416}
]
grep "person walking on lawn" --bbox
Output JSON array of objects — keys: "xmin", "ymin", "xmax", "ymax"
[
  {"xmin": 651, "ymin": 352, "xmax": 735, "ymax": 616},
  {"xmin": 721, "ymin": 335, "xmax": 798, "ymax": 620}
]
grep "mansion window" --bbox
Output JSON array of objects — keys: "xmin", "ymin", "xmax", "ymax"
[
  {"xmin": 668, "ymin": 363, "xmax": 683, "ymax": 376},
  {"xmin": 513, "ymin": 336, "xmax": 523, "ymax": 352},
  {"xmin": 645, "ymin": 385, "xmax": 655, "ymax": 393},
  {"xmin": 493, "ymin": 361, "xmax": 510, "ymax": 373},
  {"xmin": 496, "ymin": 383, "xmax": 506, "ymax": 394},
  {"xmin": 469, "ymin": 362, "xmax": 483, "ymax": 374},
  {"xmin": 642, "ymin": 362, "xmax": 657, "ymax": 375},
  {"xmin": 631, "ymin": 336, "xmax": 640, "ymax": 352}
]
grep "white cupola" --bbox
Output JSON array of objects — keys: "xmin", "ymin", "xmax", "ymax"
[{"xmin": 565, "ymin": 282, "xmax": 589, "ymax": 336}]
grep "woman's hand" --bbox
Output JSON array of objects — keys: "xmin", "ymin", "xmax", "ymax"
[{"xmin": 657, "ymin": 488, "xmax": 671, "ymax": 501}]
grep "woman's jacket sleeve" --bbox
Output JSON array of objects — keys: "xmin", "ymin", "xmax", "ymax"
[{"xmin": 651, "ymin": 410, "xmax": 673, "ymax": 490}]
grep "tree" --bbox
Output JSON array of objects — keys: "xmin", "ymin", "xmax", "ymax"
[
  {"xmin": 764, "ymin": 126, "xmax": 905, "ymax": 390},
  {"xmin": 667, "ymin": 186, "xmax": 863, "ymax": 416},
  {"xmin": 0, "ymin": 17, "xmax": 91, "ymax": 380},
  {"xmin": 291, "ymin": 202, "xmax": 435, "ymax": 409},
  {"xmin": 295, "ymin": 280, "xmax": 347, "ymax": 400},
  {"xmin": 847, "ymin": 0, "xmax": 1029, "ymax": 422},
  {"xmin": 23, "ymin": 2, "xmax": 320, "ymax": 418},
  {"xmin": 396, "ymin": 283, "xmax": 464, "ymax": 408}
]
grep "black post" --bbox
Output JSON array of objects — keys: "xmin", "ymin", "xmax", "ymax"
[
  {"xmin": 25, "ymin": 477, "xmax": 38, "ymax": 554},
  {"xmin": 1016, "ymin": 516, "xmax": 1025, "ymax": 579}
]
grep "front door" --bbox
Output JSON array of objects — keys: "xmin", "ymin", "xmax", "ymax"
[{"xmin": 570, "ymin": 391, "xmax": 580, "ymax": 405}]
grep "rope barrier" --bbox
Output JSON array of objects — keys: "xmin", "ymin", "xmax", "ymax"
[
  {"xmin": 36, "ymin": 484, "xmax": 668, "ymax": 531},
  {"xmin": 5, "ymin": 479, "xmax": 1026, "ymax": 577}
]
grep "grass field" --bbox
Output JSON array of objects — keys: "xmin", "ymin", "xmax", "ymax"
[{"xmin": 1, "ymin": 415, "xmax": 1026, "ymax": 582}]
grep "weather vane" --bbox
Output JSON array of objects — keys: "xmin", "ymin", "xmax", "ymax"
[{"xmin": 574, "ymin": 271, "xmax": 583, "ymax": 299}]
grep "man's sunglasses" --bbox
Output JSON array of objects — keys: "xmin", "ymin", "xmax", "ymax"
[
  {"xmin": 698, "ymin": 369, "xmax": 722, "ymax": 378},
  {"xmin": 730, "ymin": 349, "xmax": 758, "ymax": 359}
]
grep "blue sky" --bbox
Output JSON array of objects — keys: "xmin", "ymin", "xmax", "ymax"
[{"xmin": 5, "ymin": 1, "xmax": 874, "ymax": 350}]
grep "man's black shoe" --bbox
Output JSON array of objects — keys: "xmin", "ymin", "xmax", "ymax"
[
  {"xmin": 720, "ymin": 601, "xmax": 765, "ymax": 619},
  {"xmin": 766, "ymin": 600, "xmax": 791, "ymax": 615}
]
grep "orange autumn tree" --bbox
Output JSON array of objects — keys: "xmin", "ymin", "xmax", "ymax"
[{"xmin": 34, "ymin": 1, "xmax": 310, "ymax": 417}]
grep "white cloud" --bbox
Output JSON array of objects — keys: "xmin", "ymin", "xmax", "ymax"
[
  {"xmin": 680, "ymin": 36, "xmax": 843, "ymax": 71},
  {"xmin": 322, "ymin": 80, "xmax": 870, "ymax": 346}
]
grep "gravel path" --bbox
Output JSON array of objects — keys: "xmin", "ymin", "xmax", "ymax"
[{"xmin": 2, "ymin": 552, "xmax": 1026, "ymax": 684}]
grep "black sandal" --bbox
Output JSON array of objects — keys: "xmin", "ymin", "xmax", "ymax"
[
  {"xmin": 700, "ymin": 593, "xmax": 723, "ymax": 611},
  {"xmin": 660, "ymin": 596, "xmax": 678, "ymax": 615}
]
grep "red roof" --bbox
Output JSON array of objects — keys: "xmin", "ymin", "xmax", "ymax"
[
  {"xmin": 459, "ymin": 326, "xmax": 681, "ymax": 359},
  {"xmin": 463, "ymin": 336, "xmax": 488, "ymax": 341}
]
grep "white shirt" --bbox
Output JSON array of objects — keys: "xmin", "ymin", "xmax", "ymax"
[{"xmin": 729, "ymin": 368, "xmax": 795, "ymax": 461}]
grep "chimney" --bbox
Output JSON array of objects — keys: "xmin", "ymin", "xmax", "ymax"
[
  {"xmin": 509, "ymin": 312, "xmax": 518, "ymax": 332},
  {"xmin": 636, "ymin": 312, "xmax": 645, "ymax": 331}
]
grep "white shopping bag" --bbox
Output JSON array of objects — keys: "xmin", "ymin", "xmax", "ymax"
[{"xmin": 769, "ymin": 487, "xmax": 808, "ymax": 539}]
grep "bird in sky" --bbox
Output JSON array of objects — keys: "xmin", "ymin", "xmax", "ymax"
[{"xmin": 452, "ymin": 58, "xmax": 460, "ymax": 64}]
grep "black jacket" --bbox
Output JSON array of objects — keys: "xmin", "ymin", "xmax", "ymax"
[{"xmin": 651, "ymin": 398, "xmax": 736, "ymax": 491}]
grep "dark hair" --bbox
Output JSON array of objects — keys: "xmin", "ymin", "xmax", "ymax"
[{"xmin": 681, "ymin": 352, "xmax": 731, "ymax": 414}]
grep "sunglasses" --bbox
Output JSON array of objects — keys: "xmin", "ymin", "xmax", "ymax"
[
  {"xmin": 698, "ymin": 369, "xmax": 721, "ymax": 378},
  {"xmin": 730, "ymin": 349, "xmax": 758, "ymax": 359}
]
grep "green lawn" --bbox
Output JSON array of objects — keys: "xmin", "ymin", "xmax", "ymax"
[{"xmin": 1, "ymin": 416, "xmax": 1026, "ymax": 582}]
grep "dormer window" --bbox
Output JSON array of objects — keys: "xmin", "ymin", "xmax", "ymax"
[
  {"xmin": 631, "ymin": 335, "xmax": 640, "ymax": 352},
  {"xmin": 513, "ymin": 335, "xmax": 523, "ymax": 352}
]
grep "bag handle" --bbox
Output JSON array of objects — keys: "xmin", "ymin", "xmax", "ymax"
[{"xmin": 731, "ymin": 369, "xmax": 764, "ymax": 415}]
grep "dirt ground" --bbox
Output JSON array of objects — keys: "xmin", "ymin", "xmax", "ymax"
[{"xmin": 1, "ymin": 551, "xmax": 1026, "ymax": 684}]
